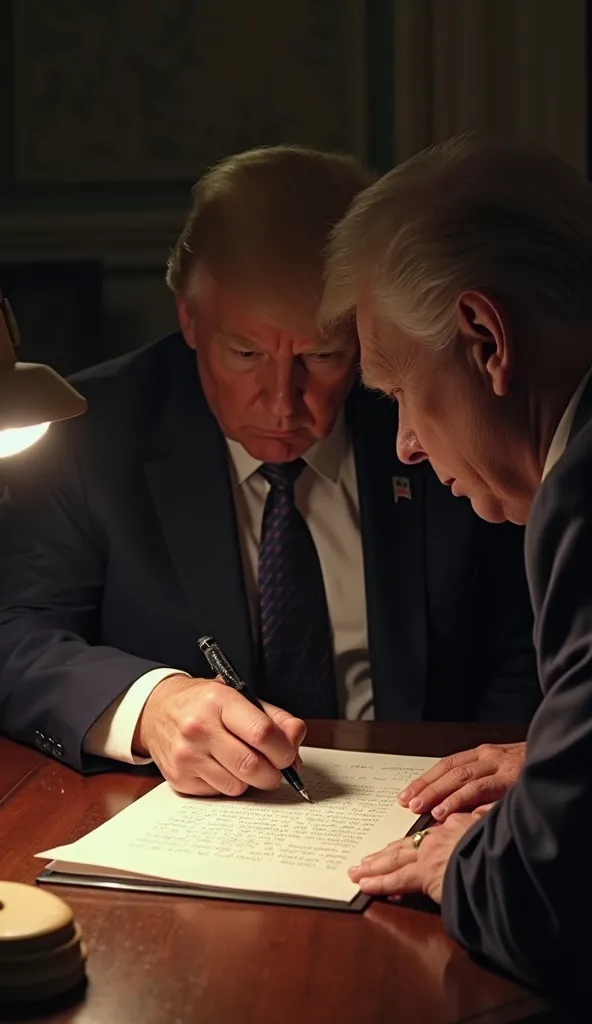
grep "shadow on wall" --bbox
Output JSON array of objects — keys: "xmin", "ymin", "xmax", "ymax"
[
  {"xmin": 0, "ymin": 262, "xmax": 181, "ymax": 370},
  {"xmin": 0, "ymin": 261, "xmax": 103, "ymax": 375},
  {"xmin": 102, "ymin": 269, "xmax": 179, "ymax": 359}
]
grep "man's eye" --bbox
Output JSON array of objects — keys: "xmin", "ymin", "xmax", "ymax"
[
  {"xmin": 307, "ymin": 351, "xmax": 339, "ymax": 361},
  {"xmin": 234, "ymin": 350, "xmax": 257, "ymax": 359}
]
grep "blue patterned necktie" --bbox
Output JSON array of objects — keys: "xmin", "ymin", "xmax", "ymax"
[{"xmin": 257, "ymin": 459, "xmax": 338, "ymax": 718}]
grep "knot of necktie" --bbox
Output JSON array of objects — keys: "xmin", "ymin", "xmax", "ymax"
[{"xmin": 259, "ymin": 459, "xmax": 306, "ymax": 490}]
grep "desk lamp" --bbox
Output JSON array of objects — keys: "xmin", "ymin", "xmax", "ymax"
[
  {"xmin": 0, "ymin": 287, "xmax": 87, "ymax": 458},
  {"xmin": 0, "ymin": 288, "xmax": 87, "ymax": 1005}
]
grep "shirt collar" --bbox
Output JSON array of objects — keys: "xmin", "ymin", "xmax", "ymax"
[
  {"xmin": 542, "ymin": 366, "xmax": 592, "ymax": 480},
  {"xmin": 226, "ymin": 412, "xmax": 348, "ymax": 487}
]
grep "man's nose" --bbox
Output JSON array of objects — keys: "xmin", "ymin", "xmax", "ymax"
[
  {"xmin": 396, "ymin": 426, "xmax": 428, "ymax": 465},
  {"xmin": 267, "ymin": 362, "xmax": 300, "ymax": 417}
]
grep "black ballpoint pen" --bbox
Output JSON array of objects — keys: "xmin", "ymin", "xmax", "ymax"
[{"xmin": 197, "ymin": 635, "xmax": 311, "ymax": 802}]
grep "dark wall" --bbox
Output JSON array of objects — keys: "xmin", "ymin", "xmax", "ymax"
[
  {"xmin": 0, "ymin": 0, "xmax": 394, "ymax": 213},
  {"xmin": 0, "ymin": 0, "xmax": 394, "ymax": 364}
]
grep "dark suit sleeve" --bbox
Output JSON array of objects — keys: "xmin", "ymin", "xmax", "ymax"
[
  {"xmin": 441, "ymin": 465, "xmax": 592, "ymax": 994},
  {"xmin": 473, "ymin": 521, "xmax": 540, "ymax": 722},
  {"xmin": 0, "ymin": 427, "xmax": 169, "ymax": 772}
]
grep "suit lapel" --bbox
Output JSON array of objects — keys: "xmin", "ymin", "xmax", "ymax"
[
  {"xmin": 348, "ymin": 387, "xmax": 428, "ymax": 719},
  {"xmin": 143, "ymin": 339, "xmax": 254, "ymax": 683}
]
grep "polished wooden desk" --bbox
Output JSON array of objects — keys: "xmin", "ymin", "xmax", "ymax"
[{"xmin": 0, "ymin": 722, "xmax": 553, "ymax": 1024}]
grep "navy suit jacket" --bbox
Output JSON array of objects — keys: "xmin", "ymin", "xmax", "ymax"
[
  {"xmin": 0, "ymin": 334, "xmax": 538, "ymax": 770},
  {"xmin": 442, "ymin": 375, "xmax": 592, "ymax": 998}
]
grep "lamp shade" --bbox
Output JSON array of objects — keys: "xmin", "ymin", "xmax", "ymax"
[
  {"xmin": 0, "ymin": 362, "xmax": 87, "ymax": 431},
  {"xmin": 0, "ymin": 291, "xmax": 87, "ymax": 441}
]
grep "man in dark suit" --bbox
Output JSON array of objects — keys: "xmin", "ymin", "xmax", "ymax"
[
  {"xmin": 0, "ymin": 146, "xmax": 537, "ymax": 798},
  {"xmin": 327, "ymin": 135, "xmax": 592, "ymax": 996}
]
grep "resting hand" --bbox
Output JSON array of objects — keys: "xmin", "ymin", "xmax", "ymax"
[
  {"xmin": 397, "ymin": 741, "xmax": 525, "ymax": 820},
  {"xmin": 133, "ymin": 674, "xmax": 305, "ymax": 797},
  {"xmin": 349, "ymin": 810, "xmax": 484, "ymax": 903}
]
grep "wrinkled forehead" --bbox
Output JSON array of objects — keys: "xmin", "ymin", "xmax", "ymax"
[
  {"xmin": 355, "ymin": 299, "xmax": 395, "ymax": 389},
  {"xmin": 206, "ymin": 279, "xmax": 359, "ymax": 356},
  {"xmin": 220, "ymin": 294, "xmax": 318, "ymax": 343},
  {"xmin": 355, "ymin": 299, "xmax": 422, "ymax": 391},
  {"xmin": 355, "ymin": 298, "xmax": 377, "ymax": 352},
  {"xmin": 192, "ymin": 270, "xmax": 317, "ymax": 341}
]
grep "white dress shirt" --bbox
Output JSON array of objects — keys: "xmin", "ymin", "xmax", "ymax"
[
  {"xmin": 84, "ymin": 416, "xmax": 372, "ymax": 764},
  {"xmin": 542, "ymin": 367, "xmax": 592, "ymax": 480}
]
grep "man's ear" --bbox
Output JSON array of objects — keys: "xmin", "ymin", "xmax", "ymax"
[
  {"xmin": 455, "ymin": 290, "xmax": 511, "ymax": 397},
  {"xmin": 175, "ymin": 294, "xmax": 197, "ymax": 350}
]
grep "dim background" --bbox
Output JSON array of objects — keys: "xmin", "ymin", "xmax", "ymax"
[{"xmin": 0, "ymin": 0, "xmax": 587, "ymax": 374}]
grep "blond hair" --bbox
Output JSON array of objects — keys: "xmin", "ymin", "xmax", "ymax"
[
  {"xmin": 166, "ymin": 145, "xmax": 373, "ymax": 313},
  {"xmin": 322, "ymin": 134, "xmax": 592, "ymax": 352}
]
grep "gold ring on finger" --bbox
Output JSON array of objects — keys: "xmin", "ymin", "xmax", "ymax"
[{"xmin": 411, "ymin": 828, "xmax": 430, "ymax": 850}]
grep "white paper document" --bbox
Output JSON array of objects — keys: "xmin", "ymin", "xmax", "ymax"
[{"xmin": 37, "ymin": 747, "xmax": 438, "ymax": 905}]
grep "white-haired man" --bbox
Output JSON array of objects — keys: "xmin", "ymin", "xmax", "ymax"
[{"xmin": 322, "ymin": 135, "xmax": 592, "ymax": 996}]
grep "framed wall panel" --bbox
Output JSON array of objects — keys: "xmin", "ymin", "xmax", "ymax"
[{"xmin": 13, "ymin": 0, "xmax": 367, "ymax": 186}]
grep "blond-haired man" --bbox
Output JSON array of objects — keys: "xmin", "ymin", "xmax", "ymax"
[
  {"xmin": 324, "ymin": 135, "xmax": 592, "ymax": 995},
  {"xmin": 0, "ymin": 145, "xmax": 537, "ymax": 798}
]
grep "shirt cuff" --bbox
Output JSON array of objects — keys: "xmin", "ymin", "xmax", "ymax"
[{"xmin": 83, "ymin": 668, "xmax": 189, "ymax": 764}]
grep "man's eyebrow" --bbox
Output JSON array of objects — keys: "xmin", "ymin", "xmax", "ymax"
[
  {"xmin": 360, "ymin": 347, "xmax": 393, "ymax": 392},
  {"xmin": 215, "ymin": 331, "xmax": 261, "ymax": 349},
  {"xmin": 315, "ymin": 313, "xmax": 359, "ymax": 351},
  {"xmin": 360, "ymin": 368, "xmax": 384, "ymax": 391}
]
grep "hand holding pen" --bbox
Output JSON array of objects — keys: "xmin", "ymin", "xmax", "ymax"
[
  {"xmin": 198, "ymin": 636, "xmax": 312, "ymax": 801},
  {"xmin": 133, "ymin": 646, "xmax": 306, "ymax": 799}
]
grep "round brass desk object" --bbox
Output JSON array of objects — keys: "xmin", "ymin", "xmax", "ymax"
[{"xmin": 0, "ymin": 882, "xmax": 86, "ymax": 1003}]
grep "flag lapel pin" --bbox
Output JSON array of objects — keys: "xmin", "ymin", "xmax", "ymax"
[{"xmin": 393, "ymin": 476, "xmax": 412, "ymax": 502}]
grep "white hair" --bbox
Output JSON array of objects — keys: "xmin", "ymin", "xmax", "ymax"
[{"xmin": 321, "ymin": 134, "xmax": 592, "ymax": 353}]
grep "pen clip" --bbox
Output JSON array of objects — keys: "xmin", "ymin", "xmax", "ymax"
[{"xmin": 199, "ymin": 638, "xmax": 243, "ymax": 689}]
